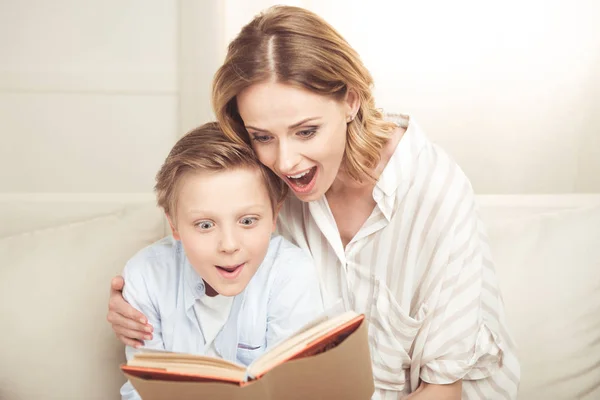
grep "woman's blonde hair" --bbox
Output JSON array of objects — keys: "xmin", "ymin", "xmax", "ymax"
[
  {"xmin": 155, "ymin": 122, "xmax": 288, "ymax": 217},
  {"xmin": 212, "ymin": 5, "xmax": 397, "ymax": 183}
]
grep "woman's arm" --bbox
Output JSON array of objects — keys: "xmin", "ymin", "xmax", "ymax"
[
  {"xmin": 406, "ymin": 180, "xmax": 512, "ymax": 396},
  {"xmin": 107, "ymin": 275, "xmax": 154, "ymax": 348}
]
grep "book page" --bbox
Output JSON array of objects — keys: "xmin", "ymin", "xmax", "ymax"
[
  {"xmin": 248, "ymin": 311, "xmax": 361, "ymax": 378},
  {"xmin": 132, "ymin": 352, "xmax": 245, "ymax": 370}
]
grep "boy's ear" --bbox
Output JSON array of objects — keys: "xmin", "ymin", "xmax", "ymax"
[{"xmin": 166, "ymin": 214, "xmax": 181, "ymax": 240}]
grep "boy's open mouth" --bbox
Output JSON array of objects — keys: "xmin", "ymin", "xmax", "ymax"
[{"xmin": 216, "ymin": 263, "xmax": 245, "ymax": 279}]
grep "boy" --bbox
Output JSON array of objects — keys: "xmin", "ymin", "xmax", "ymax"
[{"xmin": 120, "ymin": 122, "xmax": 323, "ymax": 399}]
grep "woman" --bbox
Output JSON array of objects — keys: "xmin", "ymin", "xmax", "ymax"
[{"xmin": 107, "ymin": 6, "xmax": 519, "ymax": 399}]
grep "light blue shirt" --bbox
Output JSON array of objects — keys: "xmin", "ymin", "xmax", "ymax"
[{"xmin": 120, "ymin": 235, "xmax": 323, "ymax": 400}]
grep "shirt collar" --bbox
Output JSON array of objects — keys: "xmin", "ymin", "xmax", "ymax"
[
  {"xmin": 178, "ymin": 243, "xmax": 207, "ymax": 310},
  {"xmin": 373, "ymin": 116, "xmax": 427, "ymax": 220}
]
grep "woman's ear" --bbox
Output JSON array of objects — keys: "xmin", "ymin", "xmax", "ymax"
[
  {"xmin": 166, "ymin": 214, "xmax": 181, "ymax": 240},
  {"xmin": 345, "ymin": 88, "xmax": 361, "ymax": 121}
]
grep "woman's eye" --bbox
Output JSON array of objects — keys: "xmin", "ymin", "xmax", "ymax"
[
  {"xmin": 251, "ymin": 134, "xmax": 272, "ymax": 143},
  {"xmin": 195, "ymin": 221, "xmax": 214, "ymax": 230},
  {"xmin": 297, "ymin": 129, "xmax": 317, "ymax": 138},
  {"xmin": 240, "ymin": 217, "xmax": 258, "ymax": 226}
]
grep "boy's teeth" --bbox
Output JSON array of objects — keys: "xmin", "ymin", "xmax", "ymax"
[{"xmin": 288, "ymin": 170, "xmax": 309, "ymax": 179}]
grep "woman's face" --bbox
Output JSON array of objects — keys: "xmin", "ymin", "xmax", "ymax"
[{"xmin": 237, "ymin": 81, "xmax": 356, "ymax": 202}]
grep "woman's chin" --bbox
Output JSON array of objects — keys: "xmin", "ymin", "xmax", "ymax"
[{"xmin": 289, "ymin": 186, "xmax": 324, "ymax": 202}]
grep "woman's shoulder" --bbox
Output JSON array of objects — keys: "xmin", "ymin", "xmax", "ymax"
[
  {"xmin": 402, "ymin": 119, "xmax": 473, "ymax": 187},
  {"xmin": 381, "ymin": 117, "xmax": 474, "ymax": 202},
  {"xmin": 390, "ymin": 118, "xmax": 478, "ymax": 229}
]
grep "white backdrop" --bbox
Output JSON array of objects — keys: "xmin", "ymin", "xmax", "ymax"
[{"xmin": 2, "ymin": 0, "xmax": 599, "ymax": 195}]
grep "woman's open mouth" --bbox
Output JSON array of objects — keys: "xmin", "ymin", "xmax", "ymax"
[
  {"xmin": 285, "ymin": 166, "xmax": 317, "ymax": 194},
  {"xmin": 215, "ymin": 263, "xmax": 245, "ymax": 279}
]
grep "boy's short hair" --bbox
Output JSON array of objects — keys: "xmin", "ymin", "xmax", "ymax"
[{"xmin": 155, "ymin": 122, "xmax": 288, "ymax": 217}]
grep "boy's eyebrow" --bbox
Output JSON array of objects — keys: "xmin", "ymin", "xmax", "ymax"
[
  {"xmin": 185, "ymin": 209, "xmax": 211, "ymax": 215},
  {"xmin": 185, "ymin": 204, "xmax": 268, "ymax": 216},
  {"xmin": 245, "ymin": 117, "xmax": 321, "ymax": 133},
  {"xmin": 234, "ymin": 204, "xmax": 270, "ymax": 215},
  {"xmin": 241, "ymin": 204, "xmax": 269, "ymax": 212}
]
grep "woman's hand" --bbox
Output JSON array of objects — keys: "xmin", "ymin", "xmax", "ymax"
[{"xmin": 106, "ymin": 276, "xmax": 153, "ymax": 348}]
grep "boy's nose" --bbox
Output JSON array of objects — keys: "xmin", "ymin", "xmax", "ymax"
[{"xmin": 218, "ymin": 229, "xmax": 240, "ymax": 254}]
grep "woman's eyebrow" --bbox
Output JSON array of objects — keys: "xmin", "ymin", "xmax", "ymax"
[
  {"xmin": 246, "ymin": 116, "xmax": 321, "ymax": 133},
  {"xmin": 246, "ymin": 125, "xmax": 269, "ymax": 133},
  {"xmin": 288, "ymin": 117, "xmax": 320, "ymax": 129}
]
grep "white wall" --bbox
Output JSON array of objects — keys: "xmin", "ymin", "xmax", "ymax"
[
  {"xmin": 2, "ymin": 0, "xmax": 599, "ymax": 195},
  {"xmin": 0, "ymin": 0, "xmax": 179, "ymax": 193}
]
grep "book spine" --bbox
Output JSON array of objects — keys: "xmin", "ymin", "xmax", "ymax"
[{"xmin": 244, "ymin": 370, "xmax": 255, "ymax": 382}]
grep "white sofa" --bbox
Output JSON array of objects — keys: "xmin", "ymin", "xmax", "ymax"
[{"xmin": 1, "ymin": 194, "xmax": 599, "ymax": 399}]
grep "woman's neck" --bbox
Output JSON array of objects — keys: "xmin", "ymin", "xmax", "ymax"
[{"xmin": 328, "ymin": 125, "xmax": 405, "ymax": 197}]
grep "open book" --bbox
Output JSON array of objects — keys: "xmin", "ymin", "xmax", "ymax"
[{"xmin": 121, "ymin": 310, "xmax": 364, "ymax": 385}]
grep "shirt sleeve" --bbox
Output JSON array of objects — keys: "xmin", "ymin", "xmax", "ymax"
[
  {"xmin": 265, "ymin": 243, "xmax": 325, "ymax": 348},
  {"xmin": 120, "ymin": 254, "xmax": 166, "ymax": 400},
  {"xmin": 415, "ymin": 190, "xmax": 505, "ymax": 385}
]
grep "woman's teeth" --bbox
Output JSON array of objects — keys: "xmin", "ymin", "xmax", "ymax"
[
  {"xmin": 286, "ymin": 167, "xmax": 317, "ymax": 189},
  {"xmin": 287, "ymin": 170, "xmax": 310, "ymax": 179}
]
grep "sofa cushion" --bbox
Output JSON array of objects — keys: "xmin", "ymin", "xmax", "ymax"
[
  {"xmin": 485, "ymin": 204, "xmax": 600, "ymax": 399},
  {"xmin": 0, "ymin": 203, "xmax": 165, "ymax": 400}
]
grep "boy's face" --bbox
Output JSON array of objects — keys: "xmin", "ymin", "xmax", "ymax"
[{"xmin": 169, "ymin": 167, "xmax": 277, "ymax": 297}]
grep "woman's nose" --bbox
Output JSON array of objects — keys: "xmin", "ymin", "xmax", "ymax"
[{"xmin": 275, "ymin": 142, "xmax": 301, "ymax": 174}]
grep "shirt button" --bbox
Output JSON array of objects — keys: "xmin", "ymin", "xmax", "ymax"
[{"xmin": 196, "ymin": 283, "xmax": 205, "ymax": 293}]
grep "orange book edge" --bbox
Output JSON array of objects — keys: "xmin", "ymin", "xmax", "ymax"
[{"xmin": 121, "ymin": 365, "xmax": 244, "ymax": 385}]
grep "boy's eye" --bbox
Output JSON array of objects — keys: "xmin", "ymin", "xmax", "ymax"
[
  {"xmin": 195, "ymin": 221, "xmax": 214, "ymax": 230},
  {"xmin": 240, "ymin": 217, "xmax": 258, "ymax": 226},
  {"xmin": 251, "ymin": 134, "xmax": 272, "ymax": 143}
]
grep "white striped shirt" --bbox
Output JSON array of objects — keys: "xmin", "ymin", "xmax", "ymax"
[{"xmin": 277, "ymin": 117, "xmax": 520, "ymax": 399}]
